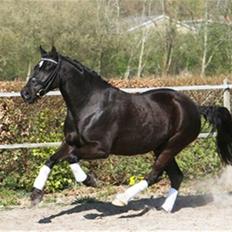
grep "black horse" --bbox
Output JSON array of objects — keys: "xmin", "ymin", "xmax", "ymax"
[{"xmin": 21, "ymin": 46, "xmax": 232, "ymax": 212}]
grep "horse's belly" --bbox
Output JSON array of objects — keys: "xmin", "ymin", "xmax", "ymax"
[
  {"xmin": 111, "ymin": 146, "xmax": 154, "ymax": 155},
  {"xmin": 110, "ymin": 133, "xmax": 163, "ymax": 155}
]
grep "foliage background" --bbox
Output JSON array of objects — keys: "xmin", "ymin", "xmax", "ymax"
[
  {"xmin": 1, "ymin": 0, "xmax": 232, "ymax": 194},
  {"xmin": 0, "ymin": 77, "xmax": 226, "ymax": 192},
  {"xmin": 0, "ymin": 0, "xmax": 232, "ymax": 80}
]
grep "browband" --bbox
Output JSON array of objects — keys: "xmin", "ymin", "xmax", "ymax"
[{"xmin": 40, "ymin": 58, "xmax": 58, "ymax": 64}]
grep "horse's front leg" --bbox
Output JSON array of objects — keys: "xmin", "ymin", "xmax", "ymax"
[
  {"xmin": 31, "ymin": 143, "xmax": 97, "ymax": 206},
  {"xmin": 76, "ymin": 142, "xmax": 110, "ymax": 160},
  {"xmin": 31, "ymin": 142, "xmax": 70, "ymax": 206},
  {"xmin": 66, "ymin": 154, "xmax": 97, "ymax": 187}
]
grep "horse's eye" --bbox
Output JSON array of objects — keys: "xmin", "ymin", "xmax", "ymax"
[{"xmin": 31, "ymin": 78, "xmax": 37, "ymax": 84}]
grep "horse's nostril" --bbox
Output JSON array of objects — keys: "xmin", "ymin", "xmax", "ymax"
[{"xmin": 21, "ymin": 90, "xmax": 31, "ymax": 100}]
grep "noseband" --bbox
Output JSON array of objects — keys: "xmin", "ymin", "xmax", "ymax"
[{"xmin": 36, "ymin": 56, "xmax": 61, "ymax": 96}]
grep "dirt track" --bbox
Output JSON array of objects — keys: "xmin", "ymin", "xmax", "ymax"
[
  {"xmin": 1, "ymin": 190, "xmax": 232, "ymax": 231},
  {"xmin": 1, "ymin": 167, "xmax": 232, "ymax": 231}
]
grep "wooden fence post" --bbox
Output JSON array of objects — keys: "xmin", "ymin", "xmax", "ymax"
[{"xmin": 223, "ymin": 78, "xmax": 231, "ymax": 112}]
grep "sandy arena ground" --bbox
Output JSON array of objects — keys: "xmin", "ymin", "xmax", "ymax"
[
  {"xmin": 1, "ymin": 191, "xmax": 232, "ymax": 231},
  {"xmin": 1, "ymin": 167, "xmax": 232, "ymax": 231}
]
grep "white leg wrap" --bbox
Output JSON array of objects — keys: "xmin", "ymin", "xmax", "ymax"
[
  {"xmin": 70, "ymin": 163, "xmax": 87, "ymax": 182},
  {"xmin": 33, "ymin": 165, "xmax": 51, "ymax": 190},
  {"xmin": 161, "ymin": 187, "xmax": 178, "ymax": 212},
  {"xmin": 112, "ymin": 180, "xmax": 148, "ymax": 206}
]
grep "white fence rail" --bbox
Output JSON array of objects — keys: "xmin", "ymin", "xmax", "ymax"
[
  {"xmin": 1, "ymin": 83, "xmax": 232, "ymax": 97},
  {"xmin": 0, "ymin": 133, "xmax": 216, "ymax": 150},
  {"xmin": 1, "ymin": 81, "xmax": 231, "ymax": 150}
]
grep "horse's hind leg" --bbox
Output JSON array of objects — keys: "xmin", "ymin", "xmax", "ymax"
[
  {"xmin": 112, "ymin": 143, "xmax": 177, "ymax": 208},
  {"xmin": 143, "ymin": 142, "xmax": 186, "ymax": 212},
  {"xmin": 112, "ymin": 132, "xmax": 192, "ymax": 211},
  {"xmin": 160, "ymin": 159, "xmax": 183, "ymax": 212}
]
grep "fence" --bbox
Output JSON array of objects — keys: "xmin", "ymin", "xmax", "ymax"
[{"xmin": 0, "ymin": 80, "xmax": 231, "ymax": 150}]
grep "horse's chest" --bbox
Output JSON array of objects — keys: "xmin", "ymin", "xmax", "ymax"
[{"xmin": 77, "ymin": 108, "xmax": 107, "ymax": 138}]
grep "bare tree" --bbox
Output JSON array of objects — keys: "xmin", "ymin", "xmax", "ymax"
[
  {"xmin": 200, "ymin": 0, "xmax": 229, "ymax": 77},
  {"xmin": 201, "ymin": 0, "xmax": 208, "ymax": 77}
]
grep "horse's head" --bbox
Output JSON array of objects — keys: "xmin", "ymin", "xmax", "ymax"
[{"xmin": 21, "ymin": 46, "xmax": 60, "ymax": 103}]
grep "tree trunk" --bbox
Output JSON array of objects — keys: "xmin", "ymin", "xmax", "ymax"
[
  {"xmin": 137, "ymin": 29, "xmax": 146, "ymax": 78},
  {"xmin": 201, "ymin": 0, "xmax": 208, "ymax": 77}
]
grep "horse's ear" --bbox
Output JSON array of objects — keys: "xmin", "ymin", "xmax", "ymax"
[
  {"xmin": 39, "ymin": 46, "xmax": 47, "ymax": 56},
  {"xmin": 51, "ymin": 46, "xmax": 57, "ymax": 55},
  {"xmin": 50, "ymin": 46, "xmax": 58, "ymax": 60}
]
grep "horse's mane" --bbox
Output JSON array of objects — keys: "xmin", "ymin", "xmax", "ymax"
[{"xmin": 61, "ymin": 55, "xmax": 113, "ymax": 88}]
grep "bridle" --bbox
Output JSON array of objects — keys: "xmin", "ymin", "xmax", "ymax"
[
  {"xmin": 34, "ymin": 55, "xmax": 84, "ymax": 97},
  {"xmin": 35, "ymin": 56, "xmax": 62, "ymax": 97},
  {"xmin": 40, "ymin": 57, "xmax": 58, "ymax": 65}
]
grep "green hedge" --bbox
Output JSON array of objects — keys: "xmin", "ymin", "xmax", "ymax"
[
  {"xmin": 0, "ymin": 95, "xmax": 222, "ymax": 193},
  {"xmin": 1, "ymin": 139, "xmax": 222, "ymax": 193}
]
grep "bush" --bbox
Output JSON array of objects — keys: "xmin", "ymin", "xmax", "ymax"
[
  {"xmin": 1, "ymin": 116, "xmax": 223, "ymax": 193},
  {"xmin": 0, "ymin": 79, "xmax": 226, "ymax": 192}
]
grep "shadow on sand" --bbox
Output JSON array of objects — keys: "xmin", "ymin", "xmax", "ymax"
[{"xmin": 38, "ymin": 193, "xmax": 213, "ymax": 224}]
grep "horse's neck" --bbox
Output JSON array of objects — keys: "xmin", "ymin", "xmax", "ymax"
[{"xmin": 59, "ymin": 62, "xmax": 109, "ymax": 117}]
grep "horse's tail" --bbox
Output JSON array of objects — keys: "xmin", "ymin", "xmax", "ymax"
[{"xmin": 199, "ymin": 106, "xmax": 232, "ymax": 165}]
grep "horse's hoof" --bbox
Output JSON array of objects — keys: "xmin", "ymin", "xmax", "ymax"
[
  {"xmin": 82, "ymin": 174, "xmax": 97, "ymax": 187},
  {"xmin": 156, "ymin": 205, "xmax": 172, "ymax": 213},
  {"xmin": 30, "ymin": 188, "xmax": 43, "ymax": 206},
  {"xmin": 112, "ymin": 194, "xmax": 128, "ymax": 207}
]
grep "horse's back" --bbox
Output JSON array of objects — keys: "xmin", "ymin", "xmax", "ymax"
[
  {"xmin": 141, "ymin": 88, "xmax": 201, "ymax": 140},
  {"xmin": 111, "ymin": 88, "xmax": 201, "ymax": 155},
  {"xmin": 141, "ymin": 88, "xmax": 201, "ymax": 130}
]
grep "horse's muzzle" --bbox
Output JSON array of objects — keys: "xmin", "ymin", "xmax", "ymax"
[{"xmin": 21, "ymin": 89, "xmax": 36, "ymax": 104}]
